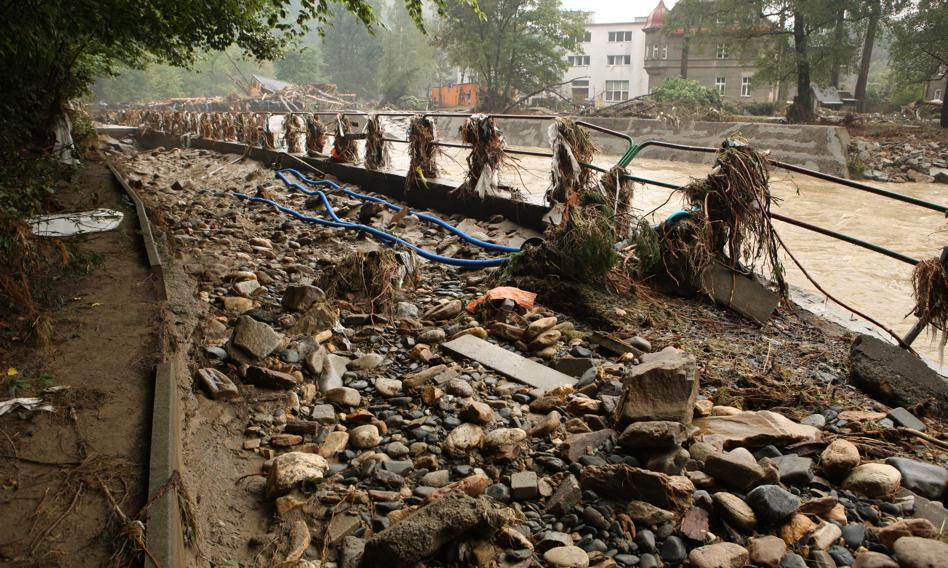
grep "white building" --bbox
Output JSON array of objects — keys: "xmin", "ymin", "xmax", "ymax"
[{"xmin": 559, "ymin": 17, "xmax": 650, "ymax": 107}]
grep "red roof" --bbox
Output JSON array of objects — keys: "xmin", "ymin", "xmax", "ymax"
[{"xmin": 644, "ymin": 0, "xmax": 667, "ymax": 30}]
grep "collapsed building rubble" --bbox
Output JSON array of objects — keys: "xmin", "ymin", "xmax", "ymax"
[{"xmin": 107, "ymin": 139, "xmax": 948, "ymax": 568}]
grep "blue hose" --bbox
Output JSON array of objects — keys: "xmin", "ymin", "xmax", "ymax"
[
  {"xmin": 233, "ymin": 192, "xmax": 510, "ymax": 267},
  {"xmin": 276, "ymin": 168, "xmax": 520, "ymax": 254}
]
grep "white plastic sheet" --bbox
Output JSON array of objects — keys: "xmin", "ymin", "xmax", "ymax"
[{"xmin": 28, "ymin": 209, "xmax": 124, "ymax": 237}]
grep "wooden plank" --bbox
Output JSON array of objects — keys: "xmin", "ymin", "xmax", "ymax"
[{"xmin": 441, "ymin": 335, "xmax": 576, "ymax": 390}]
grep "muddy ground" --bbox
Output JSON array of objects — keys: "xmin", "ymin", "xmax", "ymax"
[{"xmin": 0, "ymin": 162, "xmax": 159, "ymax": 566}]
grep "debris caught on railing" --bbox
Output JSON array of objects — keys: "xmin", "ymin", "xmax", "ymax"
[
  {"xmin": 458, "ymin": 114, "xmax": 506, "ymax": 199},
  {"xmin": 363, "ymin": 114, "xmax": 390, "ymax": 171},
  {"xmin": 910, "ymin": 250, "xmax": 948, "ymax": 363},
  {"xmin": 406, "ymin": 114, "xmax": 439, "ymax": 193},
  {"xmin": 306, "ymin": 113, "xmax": 328, "ymax": 155},
  {"xmin": 331, "ymin": 113, "xmax": 358, "ymax": 163}
]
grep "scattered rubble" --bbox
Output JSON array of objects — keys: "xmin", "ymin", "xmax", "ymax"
[
  {"xmin": 849, "ymin": 132, "xmax": 948, "ymax": 183},
  {"xmin": 115, "ymin": 146, "xmax": 948, "ymax": 568}
]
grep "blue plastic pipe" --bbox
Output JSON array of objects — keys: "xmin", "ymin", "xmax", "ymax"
[
  {"xmin": 276, "ymin": 168, "xmax": 520, "ymax": 254},
  {"xmin": 234, "ymin": 192, "xmax": 510, "ymax": 267}
]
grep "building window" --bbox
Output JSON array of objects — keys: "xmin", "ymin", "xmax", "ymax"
[
  {"xmin": 583, "ymin": 31, "xmax": 592, "ymax": 42},
  {"xmin": 662, "ymin": 45, "xmax": 668, "ymax": 59},
  {"xmin": 605, "ymin": 80, "xmax": 630, "ymax": 102},
  {"xmin": 607, "ymin": 55, "xmax": 632, "ymax": 66},
  {"xmin": 741, "ymin": 77, "xmax": 751, "ymax": 97},
  {"xmin": 568, "ymin": 55, "xmax": 590, "ymax": 66},
  {"xmin": 608, "ymin": 31, "xmax": 635, "ymax": 42},
  {"xmin": 935, "ymin": 89, "xmax": 943, "ymax": 100},
  {"xmin": 715, "ymin": 77, "xmax": 726, "ymax": 95},
  {"xmin": 716, "ymin": 44, "xmax": 729, "ymax": 59}
]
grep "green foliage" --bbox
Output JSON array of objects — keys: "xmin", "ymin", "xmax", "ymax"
[
  {"xmin": 889, "ymin": 0, "xmax": 947, "ymax": 106},
  {"xmin": 322, "ymin": 4, "xmax": 384, "ymax": 98},
  {"xmin": 378, "ymin": 1, "xmax": 437, "ymax": 104},
  {"xmin": 275, "ymin": 45, "xmax": 326, "ymax": 85},
  {"xmin": 437, "ymin": 0, "xmax": 585, "ymax": 111},
  {"xmin": 651, "ymin": 77, "xmax": 722, "ymax": 109}
]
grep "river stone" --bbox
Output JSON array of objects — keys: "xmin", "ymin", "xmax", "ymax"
[
  {"xmin": 885, "ymin": 457, "xmax": 948, "ymax": 500},
  {"xmin": 350, "ymin": 352, "xmax": 385, "ymax": 370},
  {"xmin": 545, "ymin": 475, "xmax": 582, "ymax": 515},
  {"xmin": 618, "ymin": 420, "xmax": 688, "ymax": 449},
  {"xmin": 423, "ymin": 299, "xmax": 463, "ymax": 321},
  {"xmin": 772, "ymin": 454, "xmax": 814, "ymax": 486},
  {"xmin": 843, "ymin": 463, "xmax": 901, "ymax": 498},
  {"xmin": 326, "ymin": 386, "xmax": 361, "ymax": 407},
  {"xmin": 484, "ymin": 428, "xmax": 527, "ymax": 450},
  {"xmin": 459, "ymin": 400, "xmax": 494, "ymax": 425},
  {"xmin": 281, "ymin": 284, "xmax": 325, "ymax": 312},
  {"xmin": 266, "ymin": 452, "xmax": 328, "ymax": 497},
  {"xmin": 893, "ymin": 536, "xmax": 948, "ymax": 568},
  {"xmin": 877, "ymin": 518, "xmax": 938, "ymax": 549},
  {"xmin": 616, "ymin": 348, "xmax": 698, "ymax": 426},
  {"xmin": 349, "ymin": 425, "xmax": 381, "ymax": 449},
  {"xmin": 231, "ymin": 315, "xmax": 283, "ymax": 360},
  {"xmin": 688, "ymin": 542, "xmax": 748, "ymax": 568},
  {"xmin": 444, "ymin": 423, "xmax": 485, "ymax": 457},
  {"xmin": 810, "ymin": 522, "xmax": 842, "ymax": 550},
  {"xmin": 543, "ymin": 545, "xmax": 589, "ymax": 568},
  {"xmin": 747, "ymin": 485, "xmax": 800, "ymax": 526},
  {"xmin": 580, "ymin": 464, "xmax": 694, "ymax": 511},
  {"xmin": 821, "ymin": 439, "xmax": 861, "ymax": 478},
  {"xmin": 747, "ymin": 536, "xmax": 786, "ymax": 568},
  {"xmin": 374, "ymin": 377, "xmax": 402, "ymax": 397},
  {"xmin": 245, "ymin": 366, "xmax": 299, "ymax": 389},
  {"xmin": 705, "ymin": 448, "xmax": 766, "ymax": 490},
  {"xmin": 852, "ymin": 551, "xmax": 899, "ymax": 568},
  {"xmin": 713, "ymin": 492, "xmax": 757, "ymax": 532}
]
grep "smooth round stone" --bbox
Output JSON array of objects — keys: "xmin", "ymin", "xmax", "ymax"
[
  {"xmin": 841, "ymin": 523, "xmax": 866, "ymax": 548},
  {"xmin": 660, "ymin": 536, "xmax": 687, "ymax": 564},
  {"xmin": 639, "ymin": 553, "xmax": 661, "ymax": 568},
  {"xmin": 843, "ymin": 464, "xmax": 902, "ymax": 498},
  {"xmin": 893, "ymin": 536, "xmax": 948, "ymax": 568},
  {"xmin": 614, "ymin": 554, "xmax": 640, "ymax": 566},
  {"xmin": 507, "ymin": 548, "xmax": 532, "ymax": 560},
  {"xmin": 486, "ymin": 483, "xmax": 511, "ymax": 503},
  {"xmin": 543, "ymin": 545, "xmax": 590, "ymax": 568},
  {"xmin": 780, "ymin": 552, "xmax": 807, "ymax": 568},
  {"xmin": 829, "ymin": 545, "xmax": 854, "ymax": 566},
  {"xmin": 747, "ymin": 485, "xmax": 800, "ymax": 525},
  {"xmin": 636, "ymin": 529, "xmax": 656, "ymax": 552}
]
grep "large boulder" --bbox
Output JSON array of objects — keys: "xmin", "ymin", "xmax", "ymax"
[{"xmin": 849, "ymin": 335, "xmax": 948, "ymax": 415}]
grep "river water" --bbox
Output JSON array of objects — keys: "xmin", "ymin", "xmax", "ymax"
[{"xmin": 388, "ymin": 143, "xmax": 947, "ymax": 372}]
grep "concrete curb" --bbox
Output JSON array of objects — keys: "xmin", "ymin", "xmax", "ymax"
[{"xmin": 106, "ymin": 160, "xmax": 182, "ymax": 567}]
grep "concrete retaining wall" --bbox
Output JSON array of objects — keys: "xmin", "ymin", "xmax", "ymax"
[{"xmin": 432, "ymin": 116, "xmax": 851, "ymax": 178}]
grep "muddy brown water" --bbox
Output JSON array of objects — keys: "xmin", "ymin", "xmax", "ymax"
[{"xmin": 388, "ymin": 144, "xmax": 948, "ymax": 372}]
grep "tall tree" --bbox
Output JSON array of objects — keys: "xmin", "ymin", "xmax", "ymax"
[
  {"xmin": 322, "ymin": 4, "xmax": 384, "ymax": 98},
  {"xmin": 378, "ymin": 1, "xmax": 437, "ymax": 105},
  {"xmin": 854, "ymin": 0, "xmax": 882, "ymax": 108},
  {"xmin": 889, "ymin": 0, "xmax": 948, "ymax": 127},
  {"xmin": 436, "ymin": 0, "xmax": 585, "ymax": 111},
  {"xmin": 0, "ymin": 0, "xmax": 479, "ymax": 143}
]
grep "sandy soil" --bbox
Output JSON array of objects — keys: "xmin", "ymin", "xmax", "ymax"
[{"xmin": 0, "ymin": 162, "xmax": 159, "ymax": 566}]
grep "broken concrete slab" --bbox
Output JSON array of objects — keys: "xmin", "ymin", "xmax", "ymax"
[
  {"xmin": 579, "ymin": 464, "xmax": 694, "ymax": 511},
  {"xmin": 359, "ymin": 491, "xmax": 504, "ymax": 567},
  {"xmin": 700, "ymin": 261, "xmax": 779, "ymax": 325},
  {"xmin": 849, "ymin": 334, "xmax": 948, "ymax": 415},
  {"xmin": 615, "ymin": 347, "xmax": 698, "ymax": 426},
  {"xmin": 442, "ymin": 334, "xmax": 576, "ymax": 390},
  {"xmin": 694, "ymin": 410, "xmax": 820, "ymax": 450}
]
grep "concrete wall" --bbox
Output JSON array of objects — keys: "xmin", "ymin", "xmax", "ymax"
[{"xmin": 432, "ymin": 116, "xmax": 851, "ymax": 178}]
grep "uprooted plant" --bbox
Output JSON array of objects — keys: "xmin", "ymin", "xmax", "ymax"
[
  {"xmin": 678, "ymin": 138, "xmax": 786, "ymax": 294},
  {"xmin": 306, "ymin": 114, "xmax": 328, "ymax": 155},
  {"xmin": 330, "ymin": 114, "xmax": 358, "ymax": 163},
  {"xmin": 318, "ymin": 248, "xmax": 416, "ymax": 314},
  {"xmin": 405, "ymin": 115, "xmax": 440, "ymax": 194},
  {"xmin": 546, "ymin": 117, "xmax": 596, "ymax": 205},
  {"xmin": 909, "ymin": 250, "xmax": 948, "ymax": 363},
  {"xmin": 363, "ymin": 114, "xmax": 390, "ymax": 171},
  {"xmin": 458, "ymin": 114, "xmax": 506, "ymax": 199}
]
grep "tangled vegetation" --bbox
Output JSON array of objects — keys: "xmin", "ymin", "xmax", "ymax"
[{"xmin": 650, "ymin": 77, "xmax": 722, "ymax": 111}]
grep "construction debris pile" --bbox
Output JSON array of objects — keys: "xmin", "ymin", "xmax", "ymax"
[
  {"xmin": 110, "ymin": 144, "xmax": 948, "ymax": 568},
  {"xmin": 850, "ymin": 134, "xmax": 948, "ymax": 183}
]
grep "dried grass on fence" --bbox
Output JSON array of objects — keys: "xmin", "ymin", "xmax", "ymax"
[
  {"xmin": 547, "ymin": 117, "xmax": 596, "ymax": 205},
  {"xmin": 306, "ymin": 115, "xmax": 328, "ymax": 155},
  {"xmin": 679, "ymin": 138, "xmax": 785, "ymax": 294},
  {"xmin": 909, "ymin": 256, "xmax": 948, "ymax": 362},
  {"xmin": 406, "ymin": 115, "xmax": 440, "ymax": 193},
  {"xmin": 458, "ymin": 114, "xmax": 506, "ymax": 199},
  {"xmin": 363, "ymin": 115, "xmax": 390, "ymax": 171},
  {"xmin": 331, "ymin": 114, "xmax": 358, "ymax": 163}
]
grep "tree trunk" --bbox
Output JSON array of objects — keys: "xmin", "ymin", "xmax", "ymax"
[
  {"xmin": 854, "ymin": 0, "xmax": 880, "ymax": 111},
  {"xmin": 830, "ymin": 7, "xmax": 845, "ymax": 87},
  {"xmin": 680, "ymin": 37, "xmax": 690, "ymax": 79},
  {"xmin": 788, "ymin": 8, "xmax": 814, "ymax": 122},
  {"xmin": 942, "ymin": 76, "xmax": 948, "ymax": 128}
]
